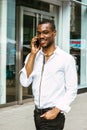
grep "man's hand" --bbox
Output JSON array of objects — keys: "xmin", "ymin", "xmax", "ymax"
[
  {"xmin": 31, "ymin": 36, "xmax": 40, "ymax": 55},
  {"xmin": 25, "ymin": 36, "xmax": 40, "ymax": 77},
  {"xmin": 40, "ymin": 107, "xmax": 61, "ymax": 120}
]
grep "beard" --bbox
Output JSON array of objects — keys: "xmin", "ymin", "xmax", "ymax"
[{"xmin": 42, "ymin": 40, "xmax": 54, "ymax": 49}]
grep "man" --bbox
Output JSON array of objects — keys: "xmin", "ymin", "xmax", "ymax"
[{"xmin": 20, "ymin": 19, "xmax": 77, "ymax": 130}]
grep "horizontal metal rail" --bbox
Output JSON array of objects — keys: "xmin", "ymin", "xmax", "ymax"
[{"xmin": 71, "ymin": 0, "xmax": 87, "ymax": 6}]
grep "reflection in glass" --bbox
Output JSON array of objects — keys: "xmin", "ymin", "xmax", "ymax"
[
  {"xmin": 23, "ymin": 15, "xmax": 36, "ymax": 99},
  {"xmin": 6, "ymin": 0, "xmax": 16, "ymax": 102},
  {"xmin": 70, "ymin": 2, "xmax": 87, "ymax": 87}
]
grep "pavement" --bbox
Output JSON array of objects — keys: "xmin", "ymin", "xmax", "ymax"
[{"xmin": 0, "ymin": 93, "xmax": 87, "ymax": 130}]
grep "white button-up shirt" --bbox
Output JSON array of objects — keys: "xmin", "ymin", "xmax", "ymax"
[{"xmin": 20, "ymin": 47, "xmax": 77, "ymax": 113}]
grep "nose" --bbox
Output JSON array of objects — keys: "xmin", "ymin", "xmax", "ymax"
[{"xmin": 38, "ymin": 32, "xmax": 45, "ymax": 39}]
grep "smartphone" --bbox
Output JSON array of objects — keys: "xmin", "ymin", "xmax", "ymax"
[{"xmin": 35, "ymin": 39, "xmax": 40, "ymax": 48}]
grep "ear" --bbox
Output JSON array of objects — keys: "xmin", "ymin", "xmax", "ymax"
[{"xmin": 53, "ymin": 30, "xmax": 56, "ymax": 37}]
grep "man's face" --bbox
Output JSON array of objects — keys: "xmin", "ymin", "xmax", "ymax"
[{"xmin": 37, "ymin": 23, "xmax": 56, "ymax": 48}]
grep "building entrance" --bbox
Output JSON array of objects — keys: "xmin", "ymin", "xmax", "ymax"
[{"xmin": 16, "ymin": 7, "xmax": 55, "ymax": 102}]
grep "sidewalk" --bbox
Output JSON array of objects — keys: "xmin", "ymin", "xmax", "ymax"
[{"xmin": 0, "ymin": 93, "xmax": 87, "ymax": 130}]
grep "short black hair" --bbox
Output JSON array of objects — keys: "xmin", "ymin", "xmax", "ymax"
[{"xmin": 38, "ymin": 19, "xmax": 56, "ymax": 31}]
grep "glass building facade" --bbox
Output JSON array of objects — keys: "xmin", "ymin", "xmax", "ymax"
[
  {"xmin": 70, "ymin": 0, "xmax": 87, "ymax": 89},
  {"xmin": 0, "ymin": 0, "xmax": 87, "ymax": 106}
]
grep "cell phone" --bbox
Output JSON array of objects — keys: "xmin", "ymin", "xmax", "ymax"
[{"xmin": 35, "ymin": 39, "xmax": 40, "ymax": 47}]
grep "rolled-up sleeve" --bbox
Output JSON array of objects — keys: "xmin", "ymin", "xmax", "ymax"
[
  {"xmin": 20, "ymin": 66, "xmax": 34, "ymax": 87},
  {"xmin": 19, "ymin": 53, "xmax": 34, "ymax": 87}
]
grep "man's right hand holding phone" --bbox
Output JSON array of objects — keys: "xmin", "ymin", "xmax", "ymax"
[
  {"xmin": 25, "ymin": 36, "xmax": 40, "ymax": 77},
  {"xmin": 31, "ymin": 36, "xmax": 40, "ymax": 55}
]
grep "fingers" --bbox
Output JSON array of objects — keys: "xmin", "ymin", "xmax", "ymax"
[
  {"xmin": 40, "ymin": 113, "xmax": 45, "ymax": 118},
  {"xmin": 31, "ymin": 36, "xmax": 38, "ymax": 47},
  {"xmin": 40, "ymin": 111, "xmax": 52, "ymax": 119},
  {"xmin": 40, "ymin": 109, "xmax": 60, "ymax": 120},
  {"xmin": 40, "ymin": 112, "xmax": 50, "ymax": 119},
  {"xmin": 30, "ymin": 36, "xmax": 40, "ymax": 54}
]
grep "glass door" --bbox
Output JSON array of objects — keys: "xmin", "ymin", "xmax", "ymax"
[
  {"xmin": 23, "ymin": 15, "xmax": 36, "ymax": 62},
  {"xmin": 23, "ymin": 14, "xmax": 36, "ymax": 99},
  {"xmin": 16, "ymin": 7, "xmax": 55, "ymax": 101}
]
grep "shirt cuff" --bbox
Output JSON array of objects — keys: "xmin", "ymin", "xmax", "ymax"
[
  {"xmin": 19, "ymin": 66, "xmax": 27, "ymax": 76},
  {"xmin": 20, "ymin": 66, "xmax": 33, "ymax": 87},
  {"xmin": 55, "ymin": 103, "xmax": 71, "ymax": 113}
]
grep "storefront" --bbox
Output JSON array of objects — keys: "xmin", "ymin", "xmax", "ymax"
[{"xmin": 0, "ymin": 0, "xmax": 87, "ymax": 106}]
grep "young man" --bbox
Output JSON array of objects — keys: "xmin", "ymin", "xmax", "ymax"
[{"xmin": 20, "ymin": 20, "xmax": 77, "ymax": 130}]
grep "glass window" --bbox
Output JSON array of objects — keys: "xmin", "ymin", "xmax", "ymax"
[
  {"xmin": 70, "ymin": 2, "xmax": 87, "ymax": 88},
  {"xmin": 16, "ymin": 0, "xmax": 50, "ymax": 12},
  {"xmin": 0, "ymin": 0, "xmax": 7, "ymax": 104},
  {"xmin": 6, "ymin": 0, "xmax": 16, "ymax": 102},
  {"xmin": 0, "ymin": 0, "xmax": 16, "ymax": 104}
]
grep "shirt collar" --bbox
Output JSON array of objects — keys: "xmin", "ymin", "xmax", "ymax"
[
  {"xmin": 38, "ymin": 46, "xmax": 61, "ymax": 56},
  {"xmin": 54, "ymin": 46, "xmax": 61, "ymax": 55}
]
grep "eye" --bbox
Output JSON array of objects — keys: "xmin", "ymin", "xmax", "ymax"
[
  {"xmin": 37, "ymin": 31, "xmax": 41, "ymax": 35},
  {"xmin": 43, "ymin": 30, "xmax": 49, "ymax": 34},
  {"xmin": 36, "ymin": 30, "xmax": 50, "ymax": 35}
]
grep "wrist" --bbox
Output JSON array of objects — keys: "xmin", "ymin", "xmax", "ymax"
[
  {"xmin": 30, "ymin": 52, "xmax": 37, "ymax": 57},
  {"xmin": 53, "ymin": 107, "xmax": 61, "ymax": 114}
]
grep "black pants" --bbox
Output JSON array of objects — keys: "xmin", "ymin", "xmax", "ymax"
[{"xmin": 34, "ymin": 108, "xmax": 65, "ymax": 130}]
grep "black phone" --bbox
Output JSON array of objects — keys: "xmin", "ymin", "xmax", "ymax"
[{"xmin": 35, "ymin": 39, "xmax": 40, "ymax": 47}]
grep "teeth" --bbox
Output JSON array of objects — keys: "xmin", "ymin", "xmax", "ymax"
[{"xmin": 40, "ymin": 39, "xmax": 46, "ymax": 42}]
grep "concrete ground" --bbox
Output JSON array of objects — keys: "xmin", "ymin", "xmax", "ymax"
[{"xmin": 0, "ymin": 93, "xmax": 87, "ymax": 130}]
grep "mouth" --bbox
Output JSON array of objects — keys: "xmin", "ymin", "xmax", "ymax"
[{"xmin": 40, "ymin": 39, "xmax": 47, "ymax": 44}]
